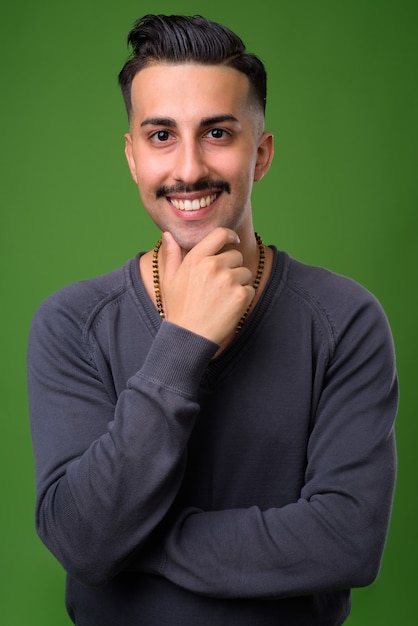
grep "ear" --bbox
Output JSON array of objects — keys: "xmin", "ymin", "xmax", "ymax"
[
  {"xmin": 253, "ymin": 132, "xmax": 274, "ymax": 182},
  {"xmin": 124, "ymin": 133, "xmax": 138, "ymax": 184}
]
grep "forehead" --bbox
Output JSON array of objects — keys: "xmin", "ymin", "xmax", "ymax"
[{"xmin": 130, "ymin": 63, "xmax": 253, "ymax": 123}]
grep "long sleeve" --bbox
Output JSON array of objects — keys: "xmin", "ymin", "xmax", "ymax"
[
  {"xmin": 27, "ymin": 280, "xmax": 218, "ymax": 587},
  {"xmin": 28, "ymin": 251, "xmax": 398, "ymax": 615},
  {"xmin": 138, "ymin": 272, "xmax": 398, "ymax": 599}
]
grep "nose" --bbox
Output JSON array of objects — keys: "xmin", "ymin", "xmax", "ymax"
[{"xmin": 172, "ymin": 138, "xmax": 210, "ymax": 184}]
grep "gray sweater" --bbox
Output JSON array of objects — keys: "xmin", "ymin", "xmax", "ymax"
[{"xmin": 27, "ymin": 248, "xmax": 398, "ymax": 625}]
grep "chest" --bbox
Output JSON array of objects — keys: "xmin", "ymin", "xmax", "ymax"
[{"xmin": 180, "ymin": 331, "xmax": 323, "ymax": 510}]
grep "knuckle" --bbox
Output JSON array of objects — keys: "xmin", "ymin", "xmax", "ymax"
[{"xmin": 232, "ymin": 250, "xmax": 244, "ymax": 266}]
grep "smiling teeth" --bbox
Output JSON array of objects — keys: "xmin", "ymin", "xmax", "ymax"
[{"xmin": 170, "ymin": 194, "xmax": 217, "ymax": 211}]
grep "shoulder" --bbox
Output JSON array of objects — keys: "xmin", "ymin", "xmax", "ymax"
[
  {"xmin": 284, "ymin": 254, "xmax": 376, "ymax": 308},
  {"xmin": 279, "ymin": 252, "xmax": 392, "ymax": 350},
  {"xmin": 29, "ymin": 259, "xmax": 137, "ymax": 344}
]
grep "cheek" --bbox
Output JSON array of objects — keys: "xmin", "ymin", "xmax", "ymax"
[
  {"xmin": 134, "ymin": 160, "xmax": 165, "ymax": 191},
  {"xmin": 212, "ymin": 154, "xmax": 250, "ymax": 185},
  {"xmin": 230, "ymin": 160, "xmax": 257, "ymax": 190},
  {"xmin": 221, "ymin": 146, "xmax": 256, "ymax": 177}
]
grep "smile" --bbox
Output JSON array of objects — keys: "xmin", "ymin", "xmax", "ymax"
[{"xmin": 169, "ymin": 194, "xmax": 217, "ymax": 211}]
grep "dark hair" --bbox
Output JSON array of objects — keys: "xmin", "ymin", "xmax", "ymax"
[{"xmin": 118, "ymin": 14, "xmax": 267, "ymax": 120}]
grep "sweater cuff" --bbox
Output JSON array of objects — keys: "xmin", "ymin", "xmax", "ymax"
[{"xmin": 134, "ymin": 321, "xmax": 218, "ymax": 398}]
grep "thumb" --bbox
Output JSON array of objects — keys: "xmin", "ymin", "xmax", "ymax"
[{"xmin": 160, "ymin": 231, "xmax": 183, "ymax": 284}]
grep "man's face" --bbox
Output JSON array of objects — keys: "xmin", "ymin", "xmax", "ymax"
[{"xmin": 125, "ymin": 63, "xmax": 273, "ymax": 251}]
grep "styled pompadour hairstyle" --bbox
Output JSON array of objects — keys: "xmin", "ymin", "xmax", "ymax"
[{"xmin": 118, "ymin": 14, "xmax": 267, "ymax": 121}]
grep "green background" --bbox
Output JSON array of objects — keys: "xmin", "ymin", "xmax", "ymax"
[{"xmin": 1, "ymin": 0, "xmax": 416, "ymax": 623}]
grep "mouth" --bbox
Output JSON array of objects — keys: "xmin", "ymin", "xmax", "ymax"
[{"xmin": 169, "ymin": 193, "xmax": 218, "ymax": 212}]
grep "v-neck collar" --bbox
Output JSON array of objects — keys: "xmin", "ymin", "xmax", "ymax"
[{"xmin": 129, "ymin": 247, "xmax": 284, "ymax": 385}]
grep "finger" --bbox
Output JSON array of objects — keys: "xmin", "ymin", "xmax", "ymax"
[
  {"xmin": 161, "ymin": 231, "xmax": 183, "ymax": 284},
  {"xmin": 232, "ymin": 266, "xmax": 253, "ymax": 286},
  {"xmin": 188, "ymin": 227, "xmax": 240, "ymax": 259},
  {"xmin": 215, "ymin": 248, "xmax": 244, "ymax": 270}
]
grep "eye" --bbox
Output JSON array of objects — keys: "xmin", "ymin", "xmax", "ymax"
[
  {"xmin": 151, "ymin": 130, "xmax": 171, "ymax": 142},
  {"xmin": 208, "ymin": 128, "xmax": 227, "ymax": 139}
]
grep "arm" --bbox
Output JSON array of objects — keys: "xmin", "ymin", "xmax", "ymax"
[
  {"xmin": 27, "ymin": 228, "xmax": 256, "ymax": 587},
  {"xmin": 28, "ymin": 294, "xmax": 217, "ymax": 587},
  {"xmin": 139, "ymin": 290, "xmax": 398, "ymax": 599}
]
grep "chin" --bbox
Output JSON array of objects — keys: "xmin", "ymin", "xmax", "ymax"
[{"xmin": 171, "ymin": 225, "xmax": 218, "ymax": 252}]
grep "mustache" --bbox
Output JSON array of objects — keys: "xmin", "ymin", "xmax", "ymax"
[{"xmin": 156, "ymin": 179, "xmax": 231, "ymax": 199}]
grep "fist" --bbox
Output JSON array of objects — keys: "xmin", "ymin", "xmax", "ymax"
[{"xmin": 159, "ymin": 228, "xmax": 255, "ymax": 344}]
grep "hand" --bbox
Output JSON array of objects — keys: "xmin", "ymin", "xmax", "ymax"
[{"xmin": 159, "ymin": 228, "xmax": 255, "ymax": 344}]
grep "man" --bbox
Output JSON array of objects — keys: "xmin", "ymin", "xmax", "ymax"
[{"xmin": 27, "ymin": 14, "xmax": 398, "ymax": 626}]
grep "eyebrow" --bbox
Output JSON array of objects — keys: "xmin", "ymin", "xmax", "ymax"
[
  {"xmin": 140, "ymin": 114, "xmax": 240, "ymax": 128},
  {"xmin": 201, "ymin": 114, "xmax": 239, "ymax": 126},
  {"xmin": 140, "ymin": 117, "xmax": 176, "ymax": 128}
]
